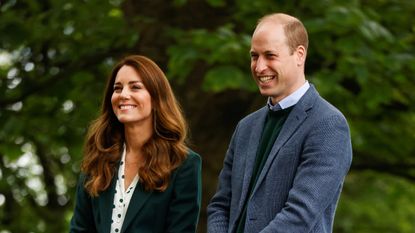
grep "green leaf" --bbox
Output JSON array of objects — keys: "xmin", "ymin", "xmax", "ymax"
[
  {"xmin": 206, "ymin": 0, "xmax": 226, "ymax": 7},
  {"xmin": 202, "ymin": 65, "xmax": 255, "ymax": 92}
]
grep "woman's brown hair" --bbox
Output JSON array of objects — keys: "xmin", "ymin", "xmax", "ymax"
[{"xmin": 81, "ymin": 55, "xmax": 188, "ymax": 197}]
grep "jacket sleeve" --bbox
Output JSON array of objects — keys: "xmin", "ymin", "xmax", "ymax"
[
  {"xmin": 207, "ymin": 124, "xmax": 240, "ymax": 233},
  {"xmin": 260, "ymin": 114, "xmax": 353, "ymax": 233},
  {"xmin": 165, "ymin": 151, "xmax": 202, "ymax": 233},
  {"xmin": 69, "ymin": 174, "xmax": 97, "ymax": 233}
]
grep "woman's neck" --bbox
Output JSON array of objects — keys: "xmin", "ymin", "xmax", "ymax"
[{"xmin": 123, "ymin": 120, "xmax": 153, "ymax": 162}]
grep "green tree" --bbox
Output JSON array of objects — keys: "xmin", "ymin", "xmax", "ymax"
[{"xmin": 0, "ymin": 0, "xmax": 137, "ymax": 232}]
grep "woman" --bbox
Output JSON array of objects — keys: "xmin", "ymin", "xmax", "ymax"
[{"xmin": 70, "ymin": 55, "xmax": 202, "ymax": 233}]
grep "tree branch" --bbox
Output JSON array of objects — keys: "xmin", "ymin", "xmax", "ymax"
[{"xmin": 0, "ymin": 47, "xmax": 126, "ymax": 107}]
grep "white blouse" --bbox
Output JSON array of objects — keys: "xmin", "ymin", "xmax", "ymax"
[{"xmin": 110, "ymin": 146, "xmax": 139, "ymax": 233}]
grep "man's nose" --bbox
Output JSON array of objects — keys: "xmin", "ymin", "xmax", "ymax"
[{"xmin": 254, "ymin": 57, "xmax": 267, "ymax": 73}]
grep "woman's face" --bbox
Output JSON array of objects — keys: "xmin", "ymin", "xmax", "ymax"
[{"xmin": 111, "ymin": 65, "xmax": 153, "ymax": 127}]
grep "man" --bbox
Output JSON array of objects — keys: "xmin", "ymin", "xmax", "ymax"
[{"xmin": 207, "ymin": 13, "xmax": 352, "ymax": 233}]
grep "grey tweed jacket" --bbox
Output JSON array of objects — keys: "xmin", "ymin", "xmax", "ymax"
[{"xmin": 207, "ymin": 85, "xmax": 352, "ymax": 233}]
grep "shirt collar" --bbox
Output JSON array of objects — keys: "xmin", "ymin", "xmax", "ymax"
[{"xmin": 267, "ymin": 80, "xmax": 310, "ymax": 111}]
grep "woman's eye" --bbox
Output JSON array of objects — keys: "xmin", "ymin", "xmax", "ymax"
[
  {"xmin": 132, "ymin": 85, "xmax": 142, "ymax": 90},
  {"xmin": 113, "ymin": 86, "xmax": 122, "ymax": 92}
]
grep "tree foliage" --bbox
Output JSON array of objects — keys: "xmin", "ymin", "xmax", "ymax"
[{"xmin": 1, "ymin": 0, "xmax": 414, "ymax": 232}]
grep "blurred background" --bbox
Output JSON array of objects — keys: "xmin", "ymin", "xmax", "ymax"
[{"xmin": 1, "ymin": 0, "xmax": 415, "ymax": 232}]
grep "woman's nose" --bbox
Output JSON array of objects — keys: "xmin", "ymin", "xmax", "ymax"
[{"xmin": 120, "ymin": 88, "xmax": 131, "ymax": 99}]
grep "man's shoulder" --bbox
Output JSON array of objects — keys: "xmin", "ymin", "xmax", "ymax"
[
  {"xmin": 314, "ymin": 95, "xmax": 346, "ymax": 119},
  {"xmin": 302, "ymin": 85, "xmax": 346, "ymax": 119},
  {"xmin": 239, "ymin": 106, "xmax": 267, "ymax": 125}
]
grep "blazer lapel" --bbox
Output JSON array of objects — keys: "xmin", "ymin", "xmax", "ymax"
[
  {"xmin": 121, "ymin": 183, "xmax": 152, "ymax": 233},
  {"xmin": 98, "ymin": 175, "xmax": 117, "ymax": 233},
  {"xmin": 251, "ymin": 86, "xmax": 318, "ymax": 194},
  {"xmin": 235, "ymin": 107, "xmax": 268, "ymax": 217}
]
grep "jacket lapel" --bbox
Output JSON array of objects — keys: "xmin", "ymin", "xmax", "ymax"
[
  {"xmin": 235, "ymin": 107, "xmax": 268, "ymax": 217},
  {"xmin": 98, "ymin": 175, "xmax": 117, "ymax": 233},
  {"xmin": 96, "ymin": 158, "xmax": 153, "ymax": 233},
  {"xmin": 121, "ymin": 183, "xmax": 152, "ymax": 233},
  {"xmin": 251, "ymin": 86, "xmax": 318, "ymax": 195}
]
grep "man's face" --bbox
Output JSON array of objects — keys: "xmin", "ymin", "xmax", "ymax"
[{"xmin": 250, "ymin": 21, "xmax": 305, "ymax": 104}]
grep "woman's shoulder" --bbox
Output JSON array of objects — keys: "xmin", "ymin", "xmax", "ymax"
[
  {"xmin": 175, "ymin": 148, "xmax": 201, "ymax": 172},
  {"xmin": 184, "ymin": 149, "xmax": 201, "ymax": 167},
  {"xmin": 186, "ymin": 149, "xmax": 201, "ymax": 161}
]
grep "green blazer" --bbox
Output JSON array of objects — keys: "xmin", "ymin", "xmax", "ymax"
[{"xmin": 70, "ymin": 150, "xmax": 202, "ymax": 233}]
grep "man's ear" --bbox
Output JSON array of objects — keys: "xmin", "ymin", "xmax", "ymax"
[{"xmin": 295, "ymin": 45, "xmax": 306, "ymax": 66}]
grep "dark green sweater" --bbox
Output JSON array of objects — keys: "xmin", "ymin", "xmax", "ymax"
[{"xmin": 235, "ymin": 107, "xmax": 293, "ymax": 233}]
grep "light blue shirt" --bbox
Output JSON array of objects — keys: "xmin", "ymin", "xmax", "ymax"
[{"xmin": 267, "ymin": 81, "xmax": 310, "ymax": 111}]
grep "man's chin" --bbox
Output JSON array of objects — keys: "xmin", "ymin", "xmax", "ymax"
[{"xmin": 258, "ymin": 88, "xmax": 274, "ymax": 97}]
